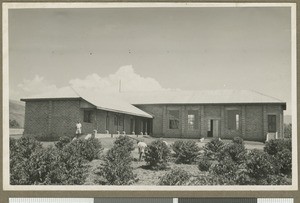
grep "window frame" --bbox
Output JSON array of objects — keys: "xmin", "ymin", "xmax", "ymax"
[
  {"xmin": 168, "ymin": 109, "xmax": 180, "ymax": 129},
  {"xmin": 83, "ymin": 110, "xmax": 93, "ymax": 123},
  {"xmin": 227, "ymin": 109, "xmax": 240, "ymax": 131}
]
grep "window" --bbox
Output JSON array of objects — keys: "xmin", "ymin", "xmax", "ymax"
[
  {"xmin": 188, "ymin": 110, "xmax": 198, "ymax": 130},
  {"xmin": 268, "ymin": 115, "xmax": 276, "ymax": 133},
  {"xmin": 227, "ymin": 110, "xmax": 240, "ymax": 130},
  {"xmin": 169, "ymin": 110, "xmax": 179, "ymax": 129},
  {"xmin": 114, "ymin": 114, "xmax": 123, "ymax": 126},
  {"xmin": 83, "ymin": 110, "xmax": 92, "ymax": 123}
]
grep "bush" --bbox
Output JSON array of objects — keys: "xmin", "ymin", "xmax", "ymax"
[
  {"xmin": 99, "ymin": 146, "xmax": 136, "ymax": 185},
  {"xmin": 11, "ymin": 137, "xmax": 42, "ymax": 159},
  {"xmin": 159, "ymin": 168, "xmax": 190, "ymax": 185},
  {"xmin": 203, "ymin": 138, "xmax": 224, "ymax": 160},
  {"xmin": 198, "ymin": 157, "xmax": 212, "ymax": 171},
  {"xmin": 245, "ymin": 149, "xmax": 277, "ymax": 184},
  {"xmin": 276, "ymin": 149, "xmax": 292, "ymax": 175},
  {"xmin": 220, "ymin": 141, "xmax": 246, "ymax": 164},
  {"xmin": 264, "ymin": 139, "xmax": 291, "ymax": 156},
  {"xmin": 210, "ymin": 156, "xmax": 238, "ymax": 183},
  {"xmin": 284, "ymin": 123, "xmax": 292, "ymax": 138},
  {"xmin": 9, "ymin": 119, "xmax": 20, "ymax": 128},
  {"xmin": 34, "ymin": 133, "xmax": 61, "ymax": 142},
  {"xmin": 144, "ymin": 140, "xmax": 171, "ymax": 170},
  {"xmin": 114, "ymin": 135, "xmax": 135, "ymax": 152},
  {"xmin": 232, "ymin": 137, "xmax": 244, "ymax": 145},
  {"xmin": 55, "ymin": 136, "xmax": 72, "ymax": 150},
  {"xmin": 11, "ymin": 146, "xmax": 88, "ymax": 185},
  {"xmin": 172, "ymin": 140, "xmax": 200, "ymax": 164},
  {"xmin": 63, "ymin": 138, "xmax": 103, "ymax": 161}
]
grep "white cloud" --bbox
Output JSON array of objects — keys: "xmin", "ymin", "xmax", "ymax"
[
  {"xmin": 11, "ymin": 65, "xmax": 167, "ymax": 100},
  {"xmin": 11, "ymin": 75, "xmax": 58, "ymax": 99},
  {"xmin": 69, "ymin": 65, "xmax": 166, "ymax": 92}
]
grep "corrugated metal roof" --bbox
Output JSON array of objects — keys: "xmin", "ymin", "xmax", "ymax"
[
  {"xmin": 121, "ymin": 89, "xmax": 285, "ymax": 105},
  {"xmin": 21, "ymin": 88, "xmax": 285, "ymax": 118},
  {"xmin": 21, "ymin": 87, "xmax": 153, "ymax": 118}
]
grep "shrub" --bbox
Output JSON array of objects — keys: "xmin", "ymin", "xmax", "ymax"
[
  {"xmin": 210, "ymin": 156, "xmax": 238, "ymax": 184},
  {"xmin": 203, "ymin": 138, "xmax": 224, "ymax": 160},
  {"xmin": 34, "ymin": 133, "xmax": 60, "ymax": 142},
  {"xmin": 159, "ymin": 168, "xmax": 190, "ymax": 185},
  {"xmin": 264, "ymin": 139, "xmax": 291, "ymax": 156},
  {"xmin": 284, "ymin": 123, "xmax": 292, "ymax": 138},
  {"xmin": 232, "ymin": 137, "xmax": 244, "ymax": 145},
  {"xmin": 276, "ymin": 149, "xmax": 292, "ymax": 175},
  {"xmin": 11, "ymin": 137, "xmax": 42, "ymax": 159},
  {"xmin": 63, "ymin": 138, "xmax": 103, "ymax": 161},
  {"xmin": 9, "ymin": 119, "xmax": 20, "ymax": 128},
  {"xmin": 99, "ymin": 146, "xmax": 136, "ymax": 185},
  {"xmin": 245, "ymin": 149, "xmax": 277, "ymax": 184},
  {"xmin": 220, "ymin": 142, "xmax": 246, "ymax": 164},
  {"xmin": 198, "ymin": 157, "xmax": 212, "ymax": 171},
  {"xmin": 55, "ymin": 136, "xmax": 72, "ymax": 150},
  {"xmin": 114, "ymin": 135, "xmax": 135, "ymax": 152},
  {"xmin": 172, "ymin": 140, "xmax": 200, "ymax": 164},
  {"xmin": 11, "ymin": 146, "xmax": 88, "ymax": 185},
  {"xmin": 144, "ymin": 140, "xmax": 171, "ymax": 170}
]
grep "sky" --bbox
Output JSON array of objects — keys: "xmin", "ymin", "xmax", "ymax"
[{"xmin": 8, "ymin": 6, "xmax": 293, "ymax": 114}]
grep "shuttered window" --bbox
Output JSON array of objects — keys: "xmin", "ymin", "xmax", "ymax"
[
  {"xmin": 227, "ymin": 110, "xmax": 240, "ymax": 130},
  {"xmin": 169, "ymin": 110, "xmax": 179, "ymax": 129}
]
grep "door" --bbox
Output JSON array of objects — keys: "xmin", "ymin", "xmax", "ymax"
[
  {"xmin": 212, "ymin": 120, "xmax": 219, "ymax": 137},
  {"xmin": 268, "ymin": 115, "xmax": 276, "ymax": 133}
]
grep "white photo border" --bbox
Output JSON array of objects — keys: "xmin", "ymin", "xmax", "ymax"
[{"xmin": 2, "ymin": 2, "xmax": 298, "ymax": 191}]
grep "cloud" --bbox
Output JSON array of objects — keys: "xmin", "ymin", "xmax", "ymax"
[
  {"xmin": 11, "ymin": 65, "xmax": 167, "ymax": 100},
  {"xmin": 11, "ymin": 75, "xmax": 58, "ymax": 99},
  {"xmin": 69, "ymin": 65, "xmax": 166, "ymax": 92}
]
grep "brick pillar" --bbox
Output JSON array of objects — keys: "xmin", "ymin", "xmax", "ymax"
[
  {"xmin": 162, "ymin": 105, "xmax": 167, "ymax": 136},
  {"xmin": 263, "ymin": 105, "xmax": 267, "ymax": 139},
  {"xmin": 200, "ymin": 105, "xmax": 205, "ymax": 137},
  {"xmin": 220, "ymin": 106, "xmax": 225, "ymax": 138},
  {"xmin": 47, "ymin": 101, "xmax": 53, "ymax": 135},
  {"xmin": 241, "ymin": 106, "xmax": 246, "ymax": 138},
  {"xmin": 279, "ymin": 106, "xmax": 283, "ymax": 138},
  {"xmin": 181, "ymin": 106, "xmax": 185, "ymax": 137}
]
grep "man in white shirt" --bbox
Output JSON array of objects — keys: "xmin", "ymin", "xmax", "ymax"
[
  {"xmin": 137, "ymin": 141, "xmax": 147, "ymax": 161},
  {"xmin": 76, "ymin": 121, "xmax": 82, "ymax": 137}
]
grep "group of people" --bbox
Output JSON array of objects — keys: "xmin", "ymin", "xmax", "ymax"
[{"xmin": 75, "ymin": 121, "xmax": 167, "ymax": 162}]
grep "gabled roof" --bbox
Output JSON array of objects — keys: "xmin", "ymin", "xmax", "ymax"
[
  {"xmin": 121, "ymin": 89, "xmax": 285, "ymax": 105},
  {"xmin": 20, "ymin": 87, "xmax": 153, "ymax": 118},
  {"xmin": 21, "ymin": 88, "xmax": 286, "ymax": 117}
]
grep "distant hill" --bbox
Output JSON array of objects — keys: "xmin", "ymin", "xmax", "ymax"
[
  {"xmin": 284, "ymin": 115, "xmax": 292, "ymax": 124},
  {"xmin": 9, "ymin": 99, "xmax": 25, "ymax": 128}
]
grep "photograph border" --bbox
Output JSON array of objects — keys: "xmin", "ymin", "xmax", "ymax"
[{"xmin": 2, "ymin": 2, "xmax": 298, "ymax": 192}]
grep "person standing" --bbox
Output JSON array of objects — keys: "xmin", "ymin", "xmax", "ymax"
[
  {"xmin": 76, "ymin": 121, "xmax": 82, "ymax": 138},
  {"xmin": 137, "ymin": 141, "xmax": 147, "ymax": 161}
]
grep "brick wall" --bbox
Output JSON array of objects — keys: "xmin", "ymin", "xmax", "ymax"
[
  {"xmin": 24, "ymin": 100, "xmax": 81, "ymax": 138},
  {"xmin": 137, "ymin": 103, "xmax": 284, "ymax": 142}
]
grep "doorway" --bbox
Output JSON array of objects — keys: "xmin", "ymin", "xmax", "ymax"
[{"xmin": 207, "ymin": 119, "xmax": 220, "ymax": 138}]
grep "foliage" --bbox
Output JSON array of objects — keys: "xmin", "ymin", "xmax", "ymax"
[
  {"xmin": 98, "ymin": 145, "xmax": 136, "ymax": 185},
  {"xmin": 219, "ymin": 138, "xmax": 247, "ymax": 164},
  {"xmin": 10, "ymin": 137, "xmax": 87, "ymax": 185},
  {"xmin": 203, "ymin": 138, "xmax": 224, "ymax": 160},
  {"xmin": 9, "ymin": 119, "xmax": 20, "ymax": 128},
  {"xmin": 284, "ymin": 123, "xmax": 292, "ymax": 138},
  {"xmin": 172, "ymin": 140, "xmax": 200, "ymax": 164},
  {"xmin": 264, "ymin": 139, "xmax": 291, "ymax": 156},
  {"xmin": 198, "ymin": 157, "xmax": 212, "ymax": 171},
  {"xmin": 276, "ymin": 149, "xmax": 292, "ymax": 175},
  {"xmin": 144, "ymin": 140, "xmax": 171, "ymax": 170},
  {"xmin": 210, "ymin": 156, "xmax": 239, "ymax": 184},
  {"xmin": 55, "ymin": 136, "xmax": 72, "ymax": 150},
  {"xmin": 34, "ymin": 133, "xmax": 60, "ymax": 142},
  {"xmin": 244, "ymin": 149, "xmax": 277, "ymax": 184},
  {"xmin": 63, "ymin": 138, "xmax": 103, "ymax": 161},
  {"xmin": 113, "ymin": 135, "xmax": 135, "ymax": 152},
  {"xmin": 159, "ymin": 168, "xmax": 190, "ymax": 185}
]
